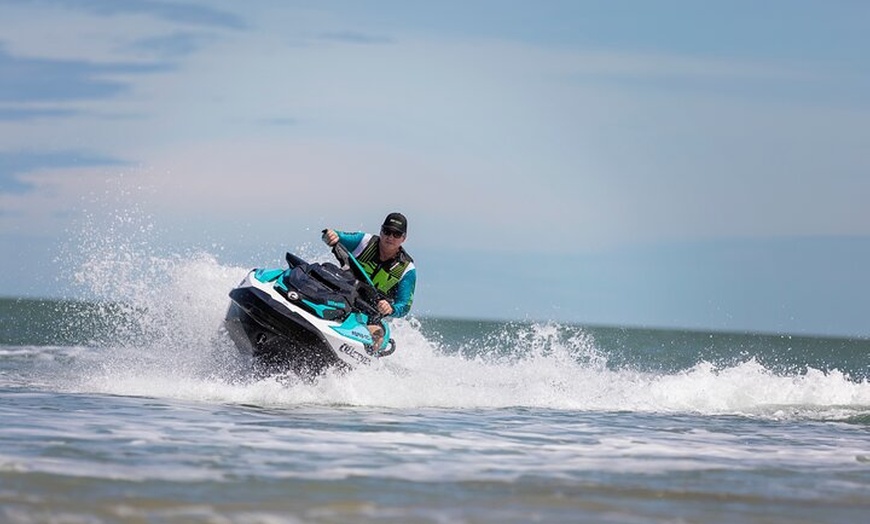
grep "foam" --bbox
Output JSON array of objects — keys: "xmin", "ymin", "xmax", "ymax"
[{"xmin": 55, "ymin": 207, "xmax": 870, "ymax": 421}]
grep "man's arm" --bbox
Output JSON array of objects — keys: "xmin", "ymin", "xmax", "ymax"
[
  {"xmin": 323, "ymin": 229, "xmax": 365, "ymax": 252},
  {"xmin": 335, "ymin": 231, "xmax": 365, "ymax": 252},
  {"xmin": 390, "ymin": 267, "xmax": 416, "ymax": 318}
]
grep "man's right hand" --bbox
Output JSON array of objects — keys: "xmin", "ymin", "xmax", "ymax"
[
  {"xmin": 322, "ymin": 229, "xmax": 339, "ymax": 246},
  {"xmin": 376, "ymin": 299, "xmax": 394, "ymax": 316}
]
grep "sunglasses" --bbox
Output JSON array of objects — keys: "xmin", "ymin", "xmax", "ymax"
[{"xmin": 381, "ymin": 228, "xmax": 404, "ymax": 238}]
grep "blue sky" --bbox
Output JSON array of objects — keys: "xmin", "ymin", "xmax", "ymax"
[{"xmin": 1, "ymin": 1, "xmax": 868, "ymax": 337}]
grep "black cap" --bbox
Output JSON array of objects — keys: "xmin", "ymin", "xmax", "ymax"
[{"xmin": 382, "ymin": 212, "xmax": 407, "ymax": 235}]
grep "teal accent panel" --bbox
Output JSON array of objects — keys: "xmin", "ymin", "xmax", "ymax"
[
  {"xmin": 302, "ymin": 299, "xmax": 335, "ymax": 319},
  {"xmin": 330, "ymin": 313, "xmax": 372, "ymax": 344},
  {"xmin": 254, "ymin": 268, "xmax": 284, "ymax": 283}
]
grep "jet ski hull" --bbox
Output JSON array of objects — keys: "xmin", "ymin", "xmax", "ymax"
[
  {"xmin": 224, "ymin": 265, "xmax": 389, "ymax": 377},
  {"xmin": 225, "ymin": 286, "xmax": 345, "ymax": 376}
]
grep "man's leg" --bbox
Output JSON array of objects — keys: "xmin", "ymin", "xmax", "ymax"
[{"xmin": 367, "ymin": 324, "xmax": 384, "ymax": 349}]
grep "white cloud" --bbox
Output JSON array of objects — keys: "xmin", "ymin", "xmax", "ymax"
[
  {"xmin": 0, "ymin": 4, "xmax": 192, "ymax": 62},
  {"xmin": 2, "ymin": 1, "xmax": 868, "ymax": 254}
]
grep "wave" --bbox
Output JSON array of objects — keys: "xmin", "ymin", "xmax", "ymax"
[{"xmin": 11, "ymin": 209, "xmax": 865, "ymax": 421}]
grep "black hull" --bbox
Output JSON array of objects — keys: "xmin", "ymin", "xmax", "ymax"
[{"xmin": 225, "ymin": 287, "xmax": 346, "ymax": 377}]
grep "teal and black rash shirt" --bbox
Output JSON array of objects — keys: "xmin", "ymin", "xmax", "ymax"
[{"xmin": 335, "ymin": 231, "xmax": 416, "ymax": 318}]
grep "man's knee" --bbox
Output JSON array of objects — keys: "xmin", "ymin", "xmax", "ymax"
[{"xmin": 367, "ymin": 325, "xmax": 384, "ymax": 347}]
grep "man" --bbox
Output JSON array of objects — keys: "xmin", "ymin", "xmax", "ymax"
[{"xmin": 323, "ymin": 212, "xmax": 416, "ymax": 345}]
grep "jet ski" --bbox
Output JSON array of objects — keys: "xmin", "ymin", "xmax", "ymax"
[{"xmin": 224, "ymin": 240, "xmax": 396, "ymax": 377}]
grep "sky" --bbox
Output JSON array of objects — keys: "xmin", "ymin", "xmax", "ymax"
[{"xmin": 1, "ymin": 0, "xmax": 869, "ymax": 337}]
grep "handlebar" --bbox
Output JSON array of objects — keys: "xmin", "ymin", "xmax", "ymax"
[{"xmin": 324, "ymin": 231, "xmax": 392, "ymax": 320}]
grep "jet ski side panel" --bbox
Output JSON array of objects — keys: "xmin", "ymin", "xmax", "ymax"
[{"xmin": 225, "ymin": 285, "xmax": 345, "ymax": 376}]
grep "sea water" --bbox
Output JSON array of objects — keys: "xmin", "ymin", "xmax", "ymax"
[{"xmin": 1, "ymin": 250, "xmax": 869, "ymax": 523}]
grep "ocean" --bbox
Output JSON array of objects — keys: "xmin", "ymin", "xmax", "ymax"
[{"xmin": 1, "ymin": 253, "xmax": 869, "ymax": 523}]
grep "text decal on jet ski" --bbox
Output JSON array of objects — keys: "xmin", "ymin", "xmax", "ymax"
[{"xmin": 339, "ymin": 344, "xmax": 371, "ymax": 365}]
